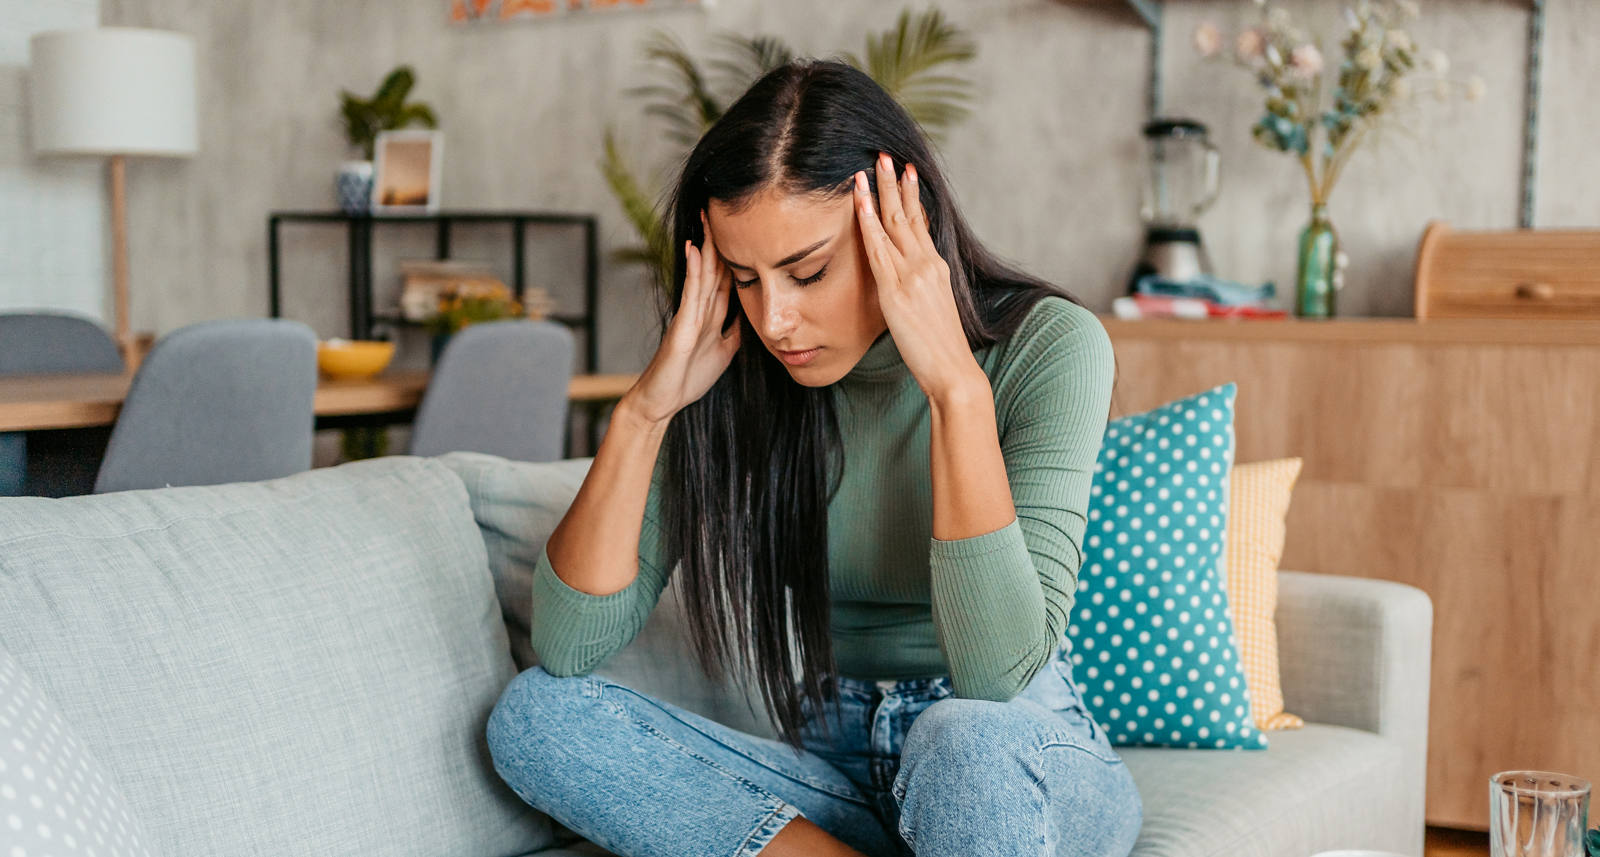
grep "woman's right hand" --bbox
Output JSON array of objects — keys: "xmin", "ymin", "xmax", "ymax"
[{"xmin": 624, "ymin": 212, "xmax": 743, "ymax": 425}]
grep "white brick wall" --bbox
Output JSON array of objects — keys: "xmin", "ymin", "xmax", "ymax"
[{"xmin": 0, "ymin": 0, "xmax": 106, "ymax": 321}]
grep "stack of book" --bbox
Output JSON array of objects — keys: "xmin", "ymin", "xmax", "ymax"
[{"xmin": 1113, "ymin": 274, "xmax": 1287, "ymax": 321}]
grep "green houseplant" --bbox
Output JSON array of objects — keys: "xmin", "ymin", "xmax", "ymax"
[
  {"xmin": 601, "ymin": 8, "xmax": 978, "ymax": 290},
  {"xmin": 334, "ymin": 66, "xmax": 440, "ymax": 214}
]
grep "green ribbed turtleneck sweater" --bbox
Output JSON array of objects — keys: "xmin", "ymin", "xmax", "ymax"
[{"xmin": 528, "ymin": 295, "xmax": 1116, "ymax": 701}]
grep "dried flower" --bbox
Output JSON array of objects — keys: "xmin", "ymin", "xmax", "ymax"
[
  {"xmin": 1387, "ymin": 30, "xmax": 1413, "ymax": 52},
  {"xmin": 1355, "ymin": 46, "xmax": 1382, "ymax": 70},
  {"xmin": 1235, "ymin": 28, "xmax": 1266, "ymax": 61},
  {"xmin": 1289, "ymin": 44, "xmax": 1324, "ymax": 78},
  {"xmin": 1194, "ymin": 22, "xmax": 1224, "ymax": 58},
  {"xmin": 1465, "ymin": 75, "xmax": 1487, "ymax": 102},
  {"xmin": 1425, "ymin": 49, "xmax": 1450, "ymax": 74},
  {"xmin": 1390, "ymin": 77, "xmax": 1412, "ymax": 101},
  {"xmin": 1433, "ymin": 78, "xmax": 1452, "ymax": 101},
  {"xmin": 1397, "ymin": 0, "xmax": 1421, "ymax": 20}
]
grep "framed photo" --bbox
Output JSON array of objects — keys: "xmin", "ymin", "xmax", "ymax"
[{"xmin": 372, "ymin": 130, "xmax": 443, "ymax": 213}]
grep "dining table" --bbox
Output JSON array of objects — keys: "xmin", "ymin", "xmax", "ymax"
[{"xmin": 0, "ymin": 369, "xmax": 640, "ymax": 454}]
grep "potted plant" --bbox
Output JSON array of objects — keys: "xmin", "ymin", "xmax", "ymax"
[
  {"xmin": 335, "ymin": 66, "xmax": 439, "ymax": 214},
  {"xmin": 423, "ymin": 284, "xmax": 527, "ymax": 364}
]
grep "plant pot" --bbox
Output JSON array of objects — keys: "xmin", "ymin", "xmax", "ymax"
[
  {"xmin": 335, "ymin": 160, "xmax": 374, "ymax": 215},
  {"xmin": 1295, "ymin": 203, "xmax": 1342, "ymax": 318}
]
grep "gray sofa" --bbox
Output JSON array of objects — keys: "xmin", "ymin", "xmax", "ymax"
[{"xmin": 0, "ymin": 454, "xmax": 1431, "ymax": 857}]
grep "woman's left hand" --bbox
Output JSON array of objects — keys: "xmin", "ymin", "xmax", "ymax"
[{"xmin": 853, "ymin": 152, "xmax": 986, "ymax": 402}]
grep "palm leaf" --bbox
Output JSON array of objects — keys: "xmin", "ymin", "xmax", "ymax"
[
  {"xmin": 599, "ymin": 129, "xmax": 673, "ymax": 283},
  {"xmin": 638, "ymin": 31, "xmax": 723, "ymax": 137},
  {"xmin": 846, "ymin": 8, "xmax": 977, "ymax": 135},
  {"xmin": 707, "ymin": 32, "xmax": 794, "ymax": 99}
]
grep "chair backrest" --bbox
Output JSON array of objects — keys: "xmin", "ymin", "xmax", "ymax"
[
  {"xmin": 410, "ymin": 320, "xmax": 574, "ymax": 462},
  {"xmin": 0, "ymin": 312, "xmax": 123, "ymax": 496},
  {"xmin": 0, "ymin": 312, "xmax": 123, "ymax": 375},
  {"xmin": 94, "ymin": 319, "xmax": 318, "ymax": 493}
]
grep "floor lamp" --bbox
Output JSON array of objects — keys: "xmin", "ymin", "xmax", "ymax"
[{"xmin": 30, "ymin": 28, "xmax": 197, "ymax": 367}]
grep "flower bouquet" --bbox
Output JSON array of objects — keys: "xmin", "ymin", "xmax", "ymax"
[{"xmin": 1195, "ymin": 0, "xmax": 1483, "ymax": 317}]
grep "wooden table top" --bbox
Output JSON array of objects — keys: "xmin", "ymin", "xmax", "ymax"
[{"xmin": 0, "ymin": 370, "xmax": 639, "ymax": 432}]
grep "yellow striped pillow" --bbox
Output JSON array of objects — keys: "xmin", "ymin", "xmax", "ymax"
[{"xmin": 1226, "ymin": 458, "xmax": 1305, "ymax": 731}]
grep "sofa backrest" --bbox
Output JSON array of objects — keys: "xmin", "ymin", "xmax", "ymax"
[{"xmin": 0, "ymin": 456, "xmax": 553, "ymax": 857}]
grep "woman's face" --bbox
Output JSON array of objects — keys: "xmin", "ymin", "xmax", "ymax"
[{"xmin": 707, "ymin": 186, "xmax": 888, "ymax": 387}]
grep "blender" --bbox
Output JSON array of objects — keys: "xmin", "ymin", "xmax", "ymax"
[{"xmin": 1128, "ymin": 118, "xmax": 1221, "ymax": 292}]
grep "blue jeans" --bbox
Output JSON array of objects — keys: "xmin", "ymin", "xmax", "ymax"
[{"xmin": 486, "ymin": 658, "xmax": 1143, "ymax": 856}]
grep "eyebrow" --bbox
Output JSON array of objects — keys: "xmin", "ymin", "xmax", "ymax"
[{"xmin": 718, "ymin": 237, "xmax": 831, "ymax": 271}]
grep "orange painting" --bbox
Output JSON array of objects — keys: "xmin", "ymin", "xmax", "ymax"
[{"xmin": 450, "ymin": 0, "xmax": 699, "ymax": 23}]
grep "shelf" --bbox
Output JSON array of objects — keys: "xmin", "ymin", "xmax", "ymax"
[
  {"xmin": 1099, "ymin": 314, "xmax": 1600, "ymax": 347},
  {"xmin": 271, "ymin": 210, "xmax": 595, "ymax": 226},
  {"xmin": 371, "ymin": 310, "xmax": 591, "ymax": 329}
]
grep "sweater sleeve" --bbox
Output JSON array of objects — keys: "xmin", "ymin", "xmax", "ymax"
[
  {"xmin": 528, "ymin": 448, "xmax": 676, "ymax": 676},
  {"xmin": 928, "ymin": 298, "xmax": 1114, "ymax": 702}
]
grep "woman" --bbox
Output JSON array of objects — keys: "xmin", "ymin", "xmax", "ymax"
[{"xmin": 486, "ymin": 59, "xmax": 1142, "ymax": 857}]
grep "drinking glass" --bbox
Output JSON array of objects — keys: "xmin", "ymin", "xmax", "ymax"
[{"xmin": 1490, "ymin": 770, "xmax": 1591, "ymax": 857}]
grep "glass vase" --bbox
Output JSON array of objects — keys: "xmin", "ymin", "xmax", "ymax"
[{"xmin": 1295, "ymin": 202, "xmax": 1340, "ymax": 318}]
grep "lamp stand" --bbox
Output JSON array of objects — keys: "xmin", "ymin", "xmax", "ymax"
[
  {"xmin": 107, "ymin": 155, "xmax": 154, "ymax": 370},
  {"xmin": 108, "ymin": 155, "xmax": 132, "ymax": 364}
]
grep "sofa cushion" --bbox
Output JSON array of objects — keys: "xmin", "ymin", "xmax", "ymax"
[
  {"xmin": 435, "ymin": 451, "xmax": 594, "ymax": 673},
  {"xmin": 434, "ymin": 451, "xmax": 777, "ymax": 739},
  {"xmin": 0, "ymin": 644, "xmax": 159, "ymax": 857},
  {"xmin": 1066, "ymin": 383, "xmax": 1265, "ymax": 749},
  {"xmin": 1122, "ymin": 724, "xmax": 1407, "ymax": 857},
  {"xmin": 0, "ymin": 456, "xmax": 552, "ymax": 857}
]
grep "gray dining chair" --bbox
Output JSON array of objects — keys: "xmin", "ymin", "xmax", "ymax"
[
  {"xmin": 0, "ymin": 312, "xmax": 124, "ymax": 496},
  {"xmin": 93, "ymin": 318, "xmax": 318, "ymax": 493},
  {"xmin": 409, "ymin": 319, "xmax": 574, "ymax": 462}
]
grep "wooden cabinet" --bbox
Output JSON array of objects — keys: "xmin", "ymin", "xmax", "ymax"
[{"xmin": 1099, "ymin": 316, "xmax": 1600, "ymax": 830}]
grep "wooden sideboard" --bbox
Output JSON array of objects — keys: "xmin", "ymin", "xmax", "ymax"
[{"xmin": 1099, "ymin": 316, "xmax": 1600, "ymax": 830}]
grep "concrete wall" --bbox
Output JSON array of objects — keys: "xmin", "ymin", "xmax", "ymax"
[
  {"xmin": 6, "ymin": 0, "xmax": 1596, "ymax": 372},
  {"xmin": 1, "ymin": 0, "xmax": 103, "ymax": 319}
]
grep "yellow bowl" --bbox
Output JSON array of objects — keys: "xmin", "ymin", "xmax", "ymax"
[{"xmin": 317, "ymin": 339, "xmax": 395, "ymax": 380}]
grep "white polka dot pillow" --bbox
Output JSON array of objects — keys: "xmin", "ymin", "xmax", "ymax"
[
  {"xmin": 1060, "ymin": 382, "xmax": 1266, "ymax": 750},
  {"xmin": 1, "ymin": 646, "xmax": 156, "ymax": 857}
]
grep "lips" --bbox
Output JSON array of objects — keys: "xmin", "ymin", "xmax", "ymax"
[{"xmin": 777, "ymin": 347, "xmax": 822, "ymax": 367}]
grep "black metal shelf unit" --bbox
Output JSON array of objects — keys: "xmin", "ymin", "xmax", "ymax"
[{"xmin": 267, "ymin": 210, "xmax": 600, "ymax": 372}]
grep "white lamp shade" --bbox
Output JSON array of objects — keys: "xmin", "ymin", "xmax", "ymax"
[{"xmin": 30, "ymin": 28, "xmax": 197, "ymax": 158}]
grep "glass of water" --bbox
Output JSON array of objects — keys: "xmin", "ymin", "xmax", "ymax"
[{"xmin": 1490, "ymin": 770, "xmax": 1592, "ymax": 857}]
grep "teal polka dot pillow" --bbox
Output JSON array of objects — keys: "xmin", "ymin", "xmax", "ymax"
[{"xmin": 1059, "ymin": 383, "xmax": 1266, "ymax": 750}]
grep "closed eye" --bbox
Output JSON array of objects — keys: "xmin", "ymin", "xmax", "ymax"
[{"xmin": 732, "ymin": 264, "xmax": 829, "ymax": 289}]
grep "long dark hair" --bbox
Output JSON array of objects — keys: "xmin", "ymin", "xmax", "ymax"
[{"xmin": 659, "ymin": 59, "xmax": 1087, "ymax": 746}]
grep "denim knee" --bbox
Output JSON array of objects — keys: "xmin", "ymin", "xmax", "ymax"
[
  {"xmin": 895, "ymin": 698, "xmax": 1040, "ymax": 795},
  {"xmin": 485, "ymin": 667, "xmax": 594, "ymax": 785}
]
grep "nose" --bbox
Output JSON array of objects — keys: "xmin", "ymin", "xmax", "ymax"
[{"xmin": 760, "ymin": 283, "xmax": 801, "ymax": 341}]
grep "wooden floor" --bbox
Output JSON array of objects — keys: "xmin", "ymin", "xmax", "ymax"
[{"xmin": 1427, "ymin": 826, "xmax": 1489, "ymax": 856}]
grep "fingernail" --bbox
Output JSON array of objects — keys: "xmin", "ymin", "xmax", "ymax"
[
  {"xmin": 907, "ymin": 164, "xmax": 918, "ymax": 183},
  {"xmin": 854, "ymin": 171, "xmax": 867, "ymax": 193},
  {"xmin": 878, "ymin": 152, "xmax": 890, "ymax": 170}
]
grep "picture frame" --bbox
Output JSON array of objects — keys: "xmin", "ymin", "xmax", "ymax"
[{"xmin": 372, "ymin": 130, "xmax": 443, "ymax": 213}]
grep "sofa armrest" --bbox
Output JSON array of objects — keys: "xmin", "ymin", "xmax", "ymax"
[
  {"xmin": 1276, "ymin": 570, "xmax": 1432, "ymax": 738},
  {"xmin": 1277, "ymin": 570, "xmax": 1432, "ymax": 850}
]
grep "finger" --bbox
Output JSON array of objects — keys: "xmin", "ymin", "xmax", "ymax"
[
  {"xmin": 853, "ymin": 170, "xmax": 905, "ymax": 287},
  {"xmin": 903, "ymin": 162, "xmax": 939, "ymax": 258},
  {"xmin": 698, "ymin": 212, "xmax": 723, "ymax": 314},
  {"xmin": 681, "ymin": 240, "xmax": 706, "ymax": 321},
  {"xmin": 873, "ymin": 152, "xmax": 915, "ymax": 254}
]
